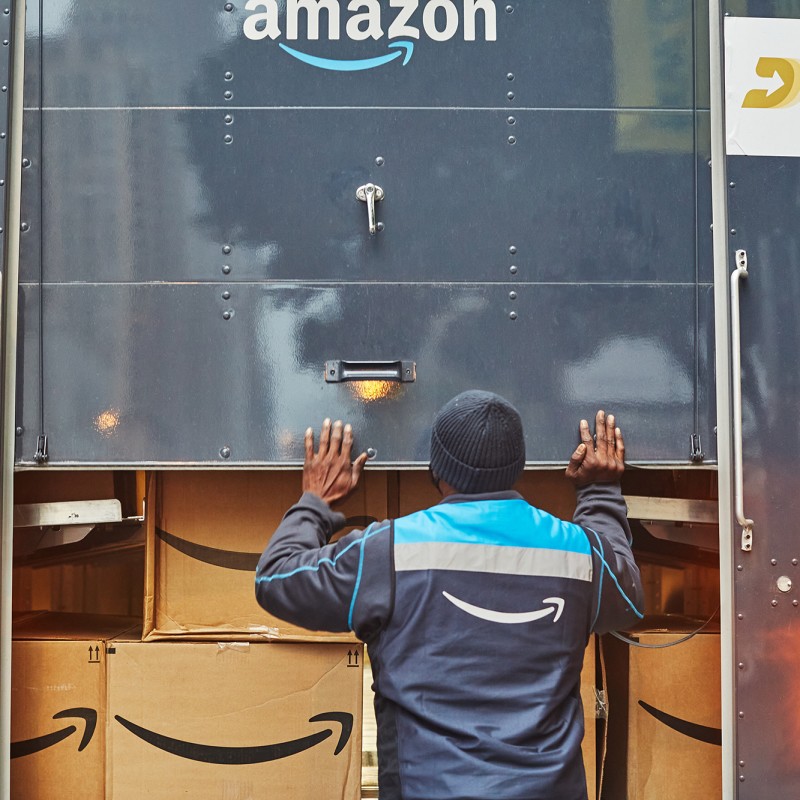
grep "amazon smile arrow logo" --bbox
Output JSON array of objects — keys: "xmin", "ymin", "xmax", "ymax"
[
  {"xmin": 156, "ymin": 516, "xmax": 377, "ymax": 571},
  {"xmin": 279, "ymin": 40, "xmax": 413, "ymax": 71},
  {"xmin": 242, "ymin": 1, "xmax": 498, "ymax": 72},
  {"xmin": 10, "ymin": 708, "xmax": 97, "ymax": 759},
  {"xmin": 638, "ymin": 701, "xmax": 721, "ymax": 746},
  {"xmin": 442, "ymin": 592, "xmax": 565, "ymax": 624},
  {"xmin": 114, "ymin": 711, "xmax": 352, "ymax": 764}
]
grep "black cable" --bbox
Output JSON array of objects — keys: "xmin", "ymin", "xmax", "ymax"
[{"xmin": 609, "ymin": 605, "xmax": 719, "ymax": 649}]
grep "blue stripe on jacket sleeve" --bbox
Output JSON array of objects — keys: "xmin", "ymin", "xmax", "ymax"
[
  {"xmin": 348, "ymin": 524, "xmax": 388, "ymax": 630},
  {"xmin": 256, "ymin": 522, "xmax": 390, "ymax": 631},
  {"xmin": 587, "ymin": 528, "xmax": 605, "ymax": 630},
  {"xmin": 587, "ymin": 527, "xmax": 644, "ymax": 621}
]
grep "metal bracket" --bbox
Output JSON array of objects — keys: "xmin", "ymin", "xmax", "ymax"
[
  {"xmin": 689, "ymin": 433, "xmax": 704, "ymax": 463},
  {"xmin": 33, "ymin": 433, "xmax": 48, "ymax": 463},
  {"xmin": 13, "ymin": 498, "xmax": 145, "ymax": 552}
]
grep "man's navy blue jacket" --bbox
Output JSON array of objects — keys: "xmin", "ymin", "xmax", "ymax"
[{"xmin": 256, "ymin": 482, "xmax": 643, "ymax": 800}]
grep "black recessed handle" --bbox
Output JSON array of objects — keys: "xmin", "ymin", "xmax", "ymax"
[{"xmin": 325, "ymin": 360, "xmax": 416, "ymax": 383}]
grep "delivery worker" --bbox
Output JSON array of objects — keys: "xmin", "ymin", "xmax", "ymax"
[{"xmin": 255, "ymin": 391, "xmax": 643, "ymax": 800}]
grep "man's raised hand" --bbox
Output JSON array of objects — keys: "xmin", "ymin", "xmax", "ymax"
[
  {"xmin": 303, "ymin": 418, "xmax": 369, "ymax": 504},
  {"xmin": 565, "ymin": 410, "xmax": 625, "ymax": 487}
]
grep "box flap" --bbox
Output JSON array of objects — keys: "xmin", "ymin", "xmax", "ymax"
[{"xmin": 12, "ymin": 611, "xmax": 141, "ymax": 641}]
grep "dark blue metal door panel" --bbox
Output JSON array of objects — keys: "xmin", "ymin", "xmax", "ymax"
[
  {"xmin": 16, "ymin": 0, "xmax": 715, "ymax": 465},
  {"xmin": 30, "ymin": 1, "xmax": 697, "ymax": 110},
  {"xmin": 15, "ymin": 283, "xmax": 712, "ymax": 465},
  {"xmin": 722, "ymin": 2, "xmax": 800, "ymax": 794},
  {"xmin": 727, "ymin": 156, "xmax": 800, "ymax": 795},
  {"xmin": 19, "ymin": 107, "xmax": 702, "ymax": 285}
]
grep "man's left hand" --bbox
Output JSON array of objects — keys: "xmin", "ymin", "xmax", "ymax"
[{"xmin": 303, "ymin": 418, "xmax": 368, "ymax": 505}]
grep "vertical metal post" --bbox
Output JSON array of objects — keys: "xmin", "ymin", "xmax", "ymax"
[
  {"xmin": 709, "ymin": 1, "xmax": 736, "ymax": 798},
  {"xmin": 0, "ymin": 0, "xmax": 25, "ymax": 794}
]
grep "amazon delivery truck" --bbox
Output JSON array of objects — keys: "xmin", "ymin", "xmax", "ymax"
[{"xmin": 0, "ymin": 0, "xmax": 799, "ymax": 797}]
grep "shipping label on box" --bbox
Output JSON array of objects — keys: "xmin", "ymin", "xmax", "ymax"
[
  {"xmin": 145, "ymin": 471, "xmax": 387, "ymax": 641},
  {"xmin": 107, "ymin": 641, "xmax": 363, "ymax": 799},
  {"xmin": 604, "ymin": 629, "xmax": 721, "ymax": 800}
]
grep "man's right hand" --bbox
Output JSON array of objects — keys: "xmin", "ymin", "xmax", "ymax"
[
  {"xmin": 565, "ymin": 410, "xmax": 625, "ymax": 486},
  {"xmin": 303, "ymin": 418, "xmax": 368, "ymax": 505}
]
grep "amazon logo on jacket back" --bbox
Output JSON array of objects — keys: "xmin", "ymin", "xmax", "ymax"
[{"xmin": 242, "ymin": 1, "xmax": 498, "ymax": 72}]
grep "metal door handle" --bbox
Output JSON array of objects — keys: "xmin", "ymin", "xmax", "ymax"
[
  {"xmin": 325, "ymin": 360, "xmax": 415, "ymax": 383},
  {"xmin": 731, "ymin": 249, "xmax": 754, "ymax": 551},
  {"xmin": 356, "ymin": 183, "xmax": 384, "ymax": 235}
]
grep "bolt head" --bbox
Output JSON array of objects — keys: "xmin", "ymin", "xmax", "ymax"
[
  {"xmin": 507, "ymin": 73, "xmax": 515, "ymax": 81},
  {"xmin": 375, "ymin": 156, "xmax": 385, "ymax": 166},
  {"xmin": 222, "ymin": 290, "xmax": 231, "ymax": 300},
  {"xmin": 222, "ymin": 244, "xmax": 232, "ymax": 254},
  {"xmin": 509, "ymin": 311, "xmax": 518, "ymax": 320},
  {"xmin": 220, "ymin": 446, "xmax": 231, "ymax": 458},
  {"xmin": 14, "ymin": 426, "xmax": 22, "ymax": 436},
  {"xmin": 507, "ymin": 91, "xmax": 515, "ymax": 101},
  {"xmin": 366, "ymin": 448, "xmax": 377, "ymax": 459},
  {"xmin": 222, "ymin": 265, "xmax": 231, "ymax": 274},
  {"xmin": 224, "ymin": 2, "xmax": 233, "ymax": 10}
]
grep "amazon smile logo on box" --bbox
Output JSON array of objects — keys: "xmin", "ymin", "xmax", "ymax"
[
  {"xmin": 115, "ymin": 711, "xmax": 353, "ymax": 763},
  {"xmin": 243, "ymin": 0, "xmax": 498, "ymax": 71}
]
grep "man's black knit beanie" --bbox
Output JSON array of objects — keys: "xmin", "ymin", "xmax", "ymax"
[{"xmin": 429, "ymin": 390, "xmax": 526, "ymax": 494}]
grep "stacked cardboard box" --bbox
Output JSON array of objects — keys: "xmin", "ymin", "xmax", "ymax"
[
  {"xmin": 144, "ymin": 470, "xmax": 387, "ymax": 640},
  {"xmin": 11, "ymin": 613, "xmax": 363, "ymax": 799},
  {"xmin": 11, "ymin": 470, "xmax": 373, "ymax": 799},
  {"xmin": 602, "ymin": 618, "xmax": 721, "ymax": 799}
]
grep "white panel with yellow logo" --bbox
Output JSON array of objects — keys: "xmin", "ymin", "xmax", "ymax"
[{"xmin": 725, "ymin": 17, "xmax": 800, "ymax": 157}]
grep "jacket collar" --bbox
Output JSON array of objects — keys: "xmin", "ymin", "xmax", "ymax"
[{"xmin": 437, "ymin": 490, "xmax": 524, "ymax": 505}]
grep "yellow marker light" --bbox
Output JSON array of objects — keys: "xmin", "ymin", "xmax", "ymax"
[
  {"xmin": 94, "ymin": 409, "xmax": 121, "ymax": 436},
  {"xmin": 349, "ymin": 380, "xmax": 401, "ymax": 403}
]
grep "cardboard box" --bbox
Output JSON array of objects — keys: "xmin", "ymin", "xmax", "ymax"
[
  {"xmin": 602, "ymin": 621, "xmax": 721, "ymax": 799},
  {"xmin": 107, "ymin": 641, "xmax": 363, "ymax": 799},
  {"xmin": 10, "ymin": 613, "xmax": 140, "ymax": 800},
  {"xmin": 582, "ymin": 635, "xmax": 597, "ymax": 800},
  {"xmin": 145, "ymin": 471, "xmax": 387, "ymax": 641}
]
